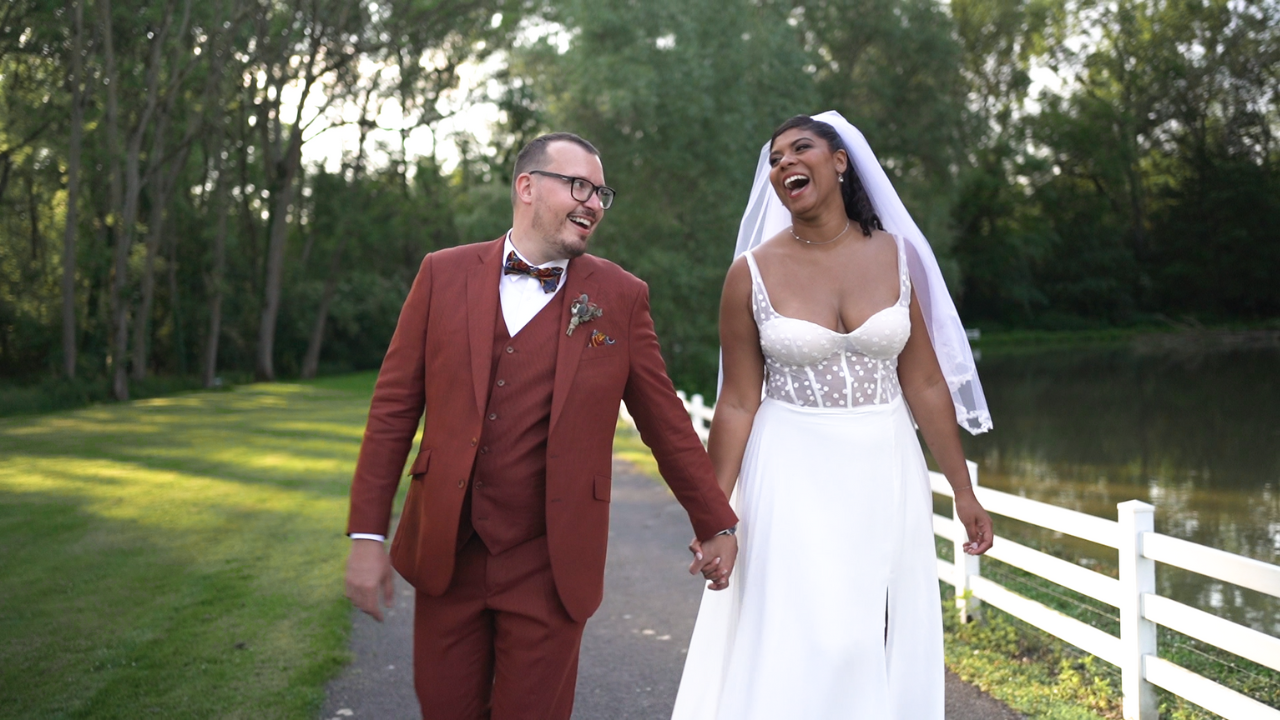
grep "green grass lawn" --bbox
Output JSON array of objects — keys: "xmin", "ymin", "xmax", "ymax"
[{"xmin": 0, "ymin": 372, "xmax": 383, "ymax": 719}]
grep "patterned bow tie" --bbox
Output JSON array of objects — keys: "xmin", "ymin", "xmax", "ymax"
[{"xmin": 503, "ymin": 251, "xmax": 563, "ymax": 294}]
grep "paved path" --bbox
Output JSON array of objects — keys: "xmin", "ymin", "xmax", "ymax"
[{"xmin": 321, "ymin": 464, "xmax": 1023, "ymax": 720}]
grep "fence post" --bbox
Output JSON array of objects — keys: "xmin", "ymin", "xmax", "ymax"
[
  {"xmin": 689, "ymin": 393, "xmax": 708, "ymax": 443},
  {"xmin": 953, "ymin": 460, "xmax": 982, "ymax": 623},
  {"xmin": 1118, "ymin": 499, "xmax": 1157, "ymax": 720}
]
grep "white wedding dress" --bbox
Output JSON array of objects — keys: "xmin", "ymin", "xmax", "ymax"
[{"xmin": 671, "ymin": 234, "xmax": 944, "ymax": 719}]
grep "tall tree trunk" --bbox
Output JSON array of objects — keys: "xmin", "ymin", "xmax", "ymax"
[
  {"xmin": 27, "ymin": 170, "xmax": 40, "ymax": 260},
  {"xmin": 166, "ymin": 228, "xmax": 185, "ymax": 375},
  {"xmin": 0, "ymin": 152, "xmax": 11, "ymax": 206},
  {"xmin": 299, "ymin": 82, "xmax": 377, "ymax": 380},
  {"xmin": 202, "ymin": 178, "xmax": 227, "ymax": 388},
  {"xmin": 98, "ymin": 0, "xmax": 129, "ymax": 401},
  {"xmin": 132, "ymin": 192, "xmax": 164, "ymax": 380},
  {"xmin": 105, "ymin": 1, "xmax": 172, "ymax": 396},
  {"xmin": 61, "ymin": 0, "xmax": 86, "ymax": 379},
  {"xmin": 132, "ymin": 0, "xmax": 203, "ymax": 379},
  {"xmin": 131, "ymin": 143, "xmax": 187, "ymax": 380},
  {"xmin": 254, "ymin": 130, "xmax": 303, "ymax": 380},
  {"xmin": 300, "ymin": 236, "xmax": 347, "ymax": 379}
]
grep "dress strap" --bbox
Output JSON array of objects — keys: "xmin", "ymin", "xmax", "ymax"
[
  {"xmin": 742, "ymin": 250, "xmax": 780, "ymax": 328},
  {"xmin": 743, "ymin": 249, "xmax": 763, "ymax": 285}
]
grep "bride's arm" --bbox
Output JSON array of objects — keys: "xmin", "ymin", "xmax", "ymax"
[
  {"xmin": 898, "ymin": 288, "xmax": 994, "ymax": 555},
  {"xmin": 707, "ymin": 257, "xmax": 766, "ymax": 500}
]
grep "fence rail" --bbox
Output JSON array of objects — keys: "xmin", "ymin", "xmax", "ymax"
[{"xmin": 625, "ymin": 392, "xmax": 1280, "ymax": 720}]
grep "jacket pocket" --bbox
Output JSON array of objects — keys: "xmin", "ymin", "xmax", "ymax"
[
  {"xmin": 406, "ymin": 449, "xmax": 431, "ymax": 478},
  {"xmin": 593, "ymin": 474, "xmax": 611, "ymax": 502},
  {"xmin": 581, "ymin": 347, "xmax": 623, "ymax": 362}
]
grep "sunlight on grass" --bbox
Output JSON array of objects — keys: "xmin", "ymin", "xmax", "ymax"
[
  {"xmin": 612, "ymin": 419, "xmax": 660, "ymax": 479},
  {"xmin": 0, "ymin": 381, "xmax": 385, "ymax": 718}
]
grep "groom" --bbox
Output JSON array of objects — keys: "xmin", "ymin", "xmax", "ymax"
[{"xmin": 344, "ymin": 132, "xmax": 739, "ymax": 718}]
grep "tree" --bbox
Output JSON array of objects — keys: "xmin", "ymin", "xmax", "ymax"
[
  {"xmin": 508, "ymin": 0, "xmax": 816, "ymax": 392},
  {"xmin": 58, "ymin": 1, "xmax": 89, "ymax": 381}
]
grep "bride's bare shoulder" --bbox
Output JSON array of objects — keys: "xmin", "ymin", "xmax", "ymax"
[{"xmin": 750, "ymin": 230, "xmax": 793, "ymax": 262}]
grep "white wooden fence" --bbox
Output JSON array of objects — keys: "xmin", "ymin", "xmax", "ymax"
[{"xmin": 621, "ymin": 392, "xmax": 1280, "ymax": 720}]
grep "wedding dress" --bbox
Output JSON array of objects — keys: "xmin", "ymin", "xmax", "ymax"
[{"xmin": 670, "ymin": 234, "xmax": 944, "ymax": 719}]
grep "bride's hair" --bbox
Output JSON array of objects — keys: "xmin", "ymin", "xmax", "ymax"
[{"xmin": 771, "ymin": 115, "xmax": 884, "ymax": 237}]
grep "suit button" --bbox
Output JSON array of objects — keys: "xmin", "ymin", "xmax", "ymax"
[
  {"xmin": 496, "ymin": 379, "xmax": 505, "ymax": 387},
  {"xmin": 505, "ymin": 346, "xmax": 514, "ymax": 354},
  {"xmin": 457, "ymin": 479, "xmax": 466, "ymax": 488},
  {"xmin": 480, "ymin": 446, "xmax": 489, "ymax": 455},
  {"xmin": 470, "ymin": 438, "xmax": 477, "ymax": 447},
  {"xmin": 488, "ymin": 413, "xmax": 497, "ymax": 420},
  {"xmin": 475, "ymin": 481, "xmax": 483, "ymax": 488}
]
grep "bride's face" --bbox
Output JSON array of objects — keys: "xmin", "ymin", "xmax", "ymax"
[{"xmin": 768, "ymin": 128, "xmax": 848, "ymax": 217}]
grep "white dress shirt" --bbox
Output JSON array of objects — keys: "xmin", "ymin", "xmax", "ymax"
[
  {"xmin": 350, "ymin": 232, "xmax": 569, "ymax": 544},
  {"xmin": 498, "ymin": 232, "xmax": 570, "ymax": 334}
]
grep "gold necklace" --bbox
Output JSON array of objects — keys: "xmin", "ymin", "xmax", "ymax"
[{"xmin": 791, "ymin": 219, "xmax": 850, "ymax": 246}]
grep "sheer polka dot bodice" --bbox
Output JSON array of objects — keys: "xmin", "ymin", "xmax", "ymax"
[{"xmin": 746, "ymin": 236, "xmax": 912, "ymax": 409}]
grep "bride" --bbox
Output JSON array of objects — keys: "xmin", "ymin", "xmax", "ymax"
[{"xmin": 671, "ymin": 112, "xmax": 994, "ymax": 719}]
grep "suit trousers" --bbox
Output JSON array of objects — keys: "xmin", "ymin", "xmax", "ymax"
[{"xmin": 413, "ymin": 534, "xmax": 586, "ymax": 720}]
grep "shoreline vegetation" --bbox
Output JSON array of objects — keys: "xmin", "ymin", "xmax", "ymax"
[{"xmin": 5, "ymin": 325, "xmax": 1277, "ymax": 420}]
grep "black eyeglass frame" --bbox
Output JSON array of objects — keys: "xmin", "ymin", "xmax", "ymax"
[{"xmin": 528, "ymin": 170, "xmax": 616, "ymax": 209}]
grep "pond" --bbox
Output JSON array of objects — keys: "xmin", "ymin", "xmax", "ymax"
[{"xmin": 955, "ymin": 331, "xmax": 1280, "ymax": 636}]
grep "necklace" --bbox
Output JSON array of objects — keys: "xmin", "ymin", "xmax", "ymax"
[{"xmin": 791, "ymin": 219, "xmax": 850, "ymax": 246}]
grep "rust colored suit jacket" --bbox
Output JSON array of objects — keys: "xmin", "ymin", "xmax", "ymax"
[{"xmin": 346, "ymin": 237, "xmax": 737, "ymax": 623}]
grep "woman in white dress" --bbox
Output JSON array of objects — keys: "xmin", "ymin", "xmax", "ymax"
[{"xmin": 672, "ymin": 112, "xmax": 994, "ymax": 719}]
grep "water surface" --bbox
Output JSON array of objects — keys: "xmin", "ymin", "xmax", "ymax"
[{"xmin": 956, "ymin": 332, "xmax": 1280, "ymax": 634}]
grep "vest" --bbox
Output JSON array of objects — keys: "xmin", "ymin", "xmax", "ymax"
[{"xmin": 460, "ymin": 287, "xmax": 564, "ymax": 555}]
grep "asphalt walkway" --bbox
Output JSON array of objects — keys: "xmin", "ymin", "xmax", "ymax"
[{"xmin": 321, "ymin": 464, "xmax": 1023, "ymax": 720}]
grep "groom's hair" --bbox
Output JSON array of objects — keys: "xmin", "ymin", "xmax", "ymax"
[{"xmin": 512, "ymin": 132, "xmax": 601, "ymax": 205}]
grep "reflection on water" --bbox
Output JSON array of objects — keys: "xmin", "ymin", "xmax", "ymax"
[{"xmin": 959, "ymin": 332, "xmax": 1280, "ymax": 634}]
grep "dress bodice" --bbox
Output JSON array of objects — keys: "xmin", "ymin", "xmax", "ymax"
[{"xmin": 745, "ymin": 235, "xmax": 912, "ymax": 409}]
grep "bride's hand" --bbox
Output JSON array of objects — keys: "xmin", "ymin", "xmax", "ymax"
[
  {"xmin": 955, "ymin": 490, "xmax": 994, "ymax": 555},
  {"xmin": 688, "ymin": 536, "xmax": 735, "ymax": 591}
]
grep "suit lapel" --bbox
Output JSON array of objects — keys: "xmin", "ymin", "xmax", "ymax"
[
  {"xmin": 549, "ymin": 257, "xmax": 598, "ymax": 435},
  {"xmin": 466, "ymin": 239, "xmax": 504, "ymax": 417}
]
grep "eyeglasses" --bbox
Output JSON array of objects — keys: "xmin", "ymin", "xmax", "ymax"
[{"xmin": 529, "ymin": 170, "xmax": 616, "ymax": 209}]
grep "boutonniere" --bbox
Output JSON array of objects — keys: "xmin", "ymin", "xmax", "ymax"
[{"xmin": 566, "ymin": 294, "xmax": 603, "ymax": 336}]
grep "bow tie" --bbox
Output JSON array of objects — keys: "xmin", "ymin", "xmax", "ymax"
[{"xmin": 503, "ymin": 251, "xmax": 564, "ymax": 294}]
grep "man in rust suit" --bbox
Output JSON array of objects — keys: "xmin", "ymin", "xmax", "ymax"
[{"xmin": 344, "ymin": 132, "xmax": 739, "ymax": 719}]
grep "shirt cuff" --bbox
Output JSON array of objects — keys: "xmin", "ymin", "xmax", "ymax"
[{"xmin": 349, "ymin": 533, "xmax": 386, "ymax": 543}]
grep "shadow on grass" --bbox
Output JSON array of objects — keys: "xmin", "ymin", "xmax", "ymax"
[
  {"xmin": 0, "ymin": 383, "xmax": 395, "ymax": 497},
  {"xmin": 0, "ymin": 379, "xmax": 398, "ymax": 719}
]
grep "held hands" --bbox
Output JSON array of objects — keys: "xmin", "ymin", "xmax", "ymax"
[
  {"xmin": 688, "ymin": 533, "xmax": 738, "ymax": 591},
  {"xmin": 955, "ymin": 488, "xmax": 994, "ymax": 555},
  {"xmin": 345, "ymin": 539, "xmax": 396, "ymax": 621}
]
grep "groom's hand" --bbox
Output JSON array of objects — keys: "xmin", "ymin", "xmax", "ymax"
[
  {"xmin": 345, "ymin": 539, "xmax": 395, "ymax": 621},
  {"xmin": 688, "ymin": 534, "xmax": 738, "ymax": 591}
]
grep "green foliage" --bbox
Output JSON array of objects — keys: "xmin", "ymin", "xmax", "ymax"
[
  {"xmin": 1, "ymin": 0, "xmax": 1278, "ymax": 400},
  {"xmin": 510, "ymin": 0, "xmax": 816, "ymax": 393},
  {"xmin": 942, "ymin": 590, "xmax": 1122, "ymax": 719},
  {"xmin": 953, "ymin": 0, "xmax": 1280, "ymax": 329}
]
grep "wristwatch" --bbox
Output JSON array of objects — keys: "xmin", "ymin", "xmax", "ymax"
[{"xmin": 714, "ymin": 526, "xmax": 737, "ymax": 537}]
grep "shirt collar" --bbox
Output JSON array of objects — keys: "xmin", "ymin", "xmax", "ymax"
[{"xmin": 504, "ymin": 231, "xmax": 570, "ymax": 276}]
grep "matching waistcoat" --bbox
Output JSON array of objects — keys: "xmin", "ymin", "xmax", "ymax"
[{"xmin": 461, "ymin": 288, "xmax": 565, "ymax": 555}]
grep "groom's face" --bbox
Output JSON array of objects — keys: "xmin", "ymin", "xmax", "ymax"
[{"xmin": 528, "ymin": 142, "xmax": 607, "ymax": 260}]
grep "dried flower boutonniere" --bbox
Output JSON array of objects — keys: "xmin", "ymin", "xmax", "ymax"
[{"xmin": 566, "ymin": 294, "xmax": 603, "ymax": 336}]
